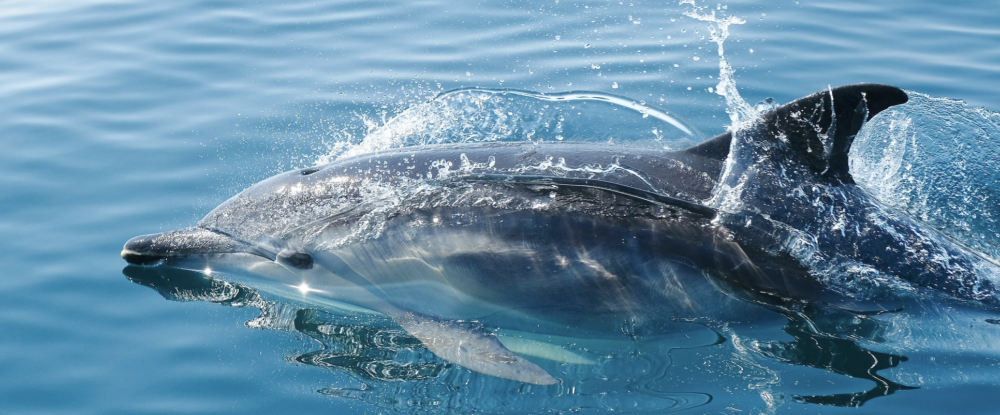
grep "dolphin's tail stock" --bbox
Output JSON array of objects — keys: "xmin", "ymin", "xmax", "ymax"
[{"xmin": 684, "ymin": 84, "xmax": 909, "ymax": 184}]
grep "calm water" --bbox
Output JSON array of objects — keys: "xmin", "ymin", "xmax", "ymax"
[{"xmin": 2, "ymin": 0, "xmax": 1000, "ymax": 414}]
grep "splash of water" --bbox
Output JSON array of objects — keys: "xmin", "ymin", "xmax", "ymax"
[
  {"xmin": 681, "ymin": 1, "xmax": 755, "ymax": 127},
  {"xmin": 680, "ymin": 1, "xmax": 760, "ymax": 212},
  {"xmin": 851, "ymin": 92, "xmax": 1000, "ymax": 263},
  {"xmin": 322, "ymin": 88, "xmax": 704, "ymax": 163}
]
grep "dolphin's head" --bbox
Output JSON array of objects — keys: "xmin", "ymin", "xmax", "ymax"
[{"xmin": 121, "ymin": 165, "xmax": 349, "ymax": 270}]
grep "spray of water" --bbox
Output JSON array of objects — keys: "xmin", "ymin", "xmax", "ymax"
[
  {"xmin": 680, "ymin": 1, "xmax": 762, "ymax": 213},
  {"xmin": 321, "ymin": 88, "xmax": 704, "ymax": 165},
  {"xmin": 680, "ymin": 1, "xmax": 756, "ymax": 127},
  {"xmin": 852, "ymin": 92, "xmax": 1000, "ymax": 263}
]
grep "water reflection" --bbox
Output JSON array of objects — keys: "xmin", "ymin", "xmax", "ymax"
[
  {"xmin": 753, "ymin": 302, "xmax": 917, "ymax": 407},
  {"xmin": 124, "ymin": 265, "xmax": 918, "ymax": 412},
  {"xmin": 293, "ymin": 309, "xmax": 448, "ymax": 382},
  {"xmin": 125, "ymin": 265, "xmax": 444, "ymax": 381}
]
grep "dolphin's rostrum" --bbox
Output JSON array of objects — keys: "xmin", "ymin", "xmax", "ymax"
[{"xmin": 125, "ymin": 84, "xmax": 994, "ymax": 385}]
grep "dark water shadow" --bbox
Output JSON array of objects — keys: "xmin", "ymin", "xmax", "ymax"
[
  {"xmin": 291, "ymin": 308, "xmax": 449, "ymax": 382},
  {"xmin": 753, "ymin": 301, "xmax": 918, "ymax": 407},
  {"xmin": 124, "ymin": 265, "xmax": 448, "ymax": 382},
  {"xmin": 124, "ymin": 263, "xmax": 259, "ymax": 306}
]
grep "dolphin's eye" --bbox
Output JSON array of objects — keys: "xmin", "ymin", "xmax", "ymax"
[
  {"xmin": 301, "ymin": 167, "xmax": 321, "ymax": 175},
  {"xmin": 277, "ymin": 249, "xmax": 314, "ymax": 269}
]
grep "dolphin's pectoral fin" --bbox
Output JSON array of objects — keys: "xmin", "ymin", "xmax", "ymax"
[
  {"xmin": 390, "ymin": 312, "xmax": 558, "ymax": 385},
  {"xmin": 495, "ymin": 333, "xmax": 597, "ymax": 365}
]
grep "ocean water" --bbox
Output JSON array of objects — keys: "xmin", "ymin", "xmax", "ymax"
[{"xmin": 2, "ymin": 0, "xmax": 1000, "ymax": 414}]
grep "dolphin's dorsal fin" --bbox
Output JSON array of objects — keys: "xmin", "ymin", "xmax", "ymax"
[
  {"xmin": 683, "ymin": 128, "xmax": 733, "ymax": 162},
  {"xmin": 685, "ymin": 84, "xmax": 908, "ymax": 184}
]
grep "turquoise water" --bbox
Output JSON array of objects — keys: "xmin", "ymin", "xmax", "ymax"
[{"xmin": 3, "ymin": 0, "xmax": 1000, "ymax": 413}]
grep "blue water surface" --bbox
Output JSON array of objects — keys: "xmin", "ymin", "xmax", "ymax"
[{"xmin": 2, "ymin": 0, "xmax": 1000, "ymax": 414}]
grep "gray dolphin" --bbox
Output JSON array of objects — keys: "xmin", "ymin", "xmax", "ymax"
[{"xmin": 126, "ymin": 84, "xmax": 991, "ymax": 385}]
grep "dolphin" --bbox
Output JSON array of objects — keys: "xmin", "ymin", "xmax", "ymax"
[{"xmin": 124, "ymin": 84, "xmax": 992, "ymax": 385}]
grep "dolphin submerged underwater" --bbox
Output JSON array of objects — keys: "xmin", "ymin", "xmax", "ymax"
[{"xmin": 122, "ymin": 84, "xmax": 1000, "ymax": 385}]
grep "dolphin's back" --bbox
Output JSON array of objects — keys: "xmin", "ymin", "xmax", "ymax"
[{"xmin": 197, "ymin": 141, "xmax": 725, "ymax": 252}]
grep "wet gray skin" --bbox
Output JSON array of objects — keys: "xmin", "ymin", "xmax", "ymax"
[{"xmin": 125, "ymin": 84, "xmax": 977, "ymax": 385}]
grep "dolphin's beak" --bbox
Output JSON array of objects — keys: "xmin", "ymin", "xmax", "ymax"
[
  {"xmin": 122, "ymin": 233, "xmax": 169, "ymax": 264},
  {"xmin": 121, "ymin": 227, "xmax": 251, "ymax": 265}
]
